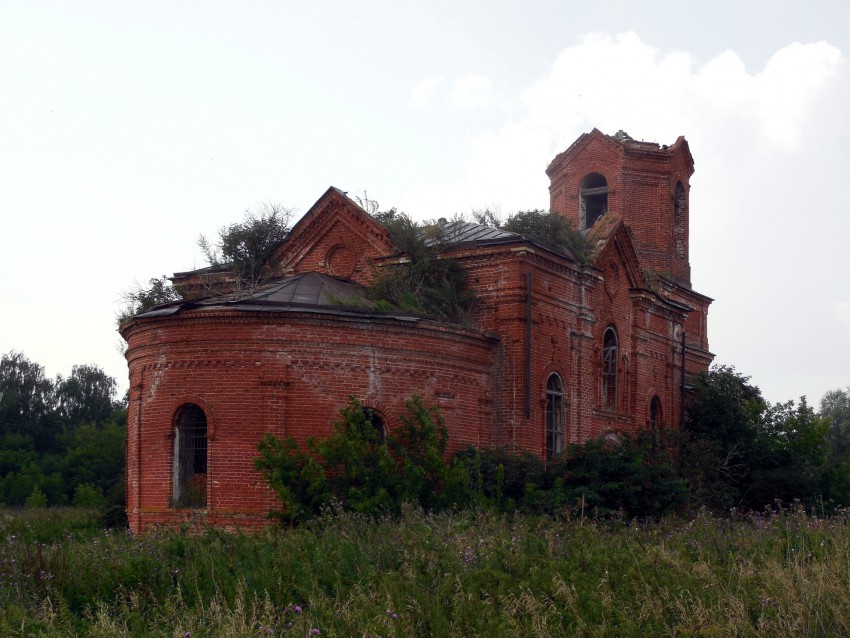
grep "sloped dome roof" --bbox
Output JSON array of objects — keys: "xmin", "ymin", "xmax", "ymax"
[{"xmin": 135, "ymin": 272, "xmax": 374, "ymax": 318}]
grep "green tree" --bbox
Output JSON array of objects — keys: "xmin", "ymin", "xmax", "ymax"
[
  {"xmin": 72, "ymin": 483, "xmax": 105, "ymax": 508},
  {"xmin": 62, "ymin": 419, "xmax": 126, "ymax": 496},
  {"xmin": 681, "ymin": 365, "xmax": 766, "ymax": 510},
  {"xmin": 820, "ymin": 387, "xmax": 850, "ymax": 503},
  {"xmin": 55, "ymin": 364, "xmax": 118, "ymax": 428},
  {"xmin": 25, "ymin": 486, "xmax": 47, "ymax": 508},
  {"xmin": 502, "ymin": 209, "xmax": 590, "ymax": 263},
  {"xmin": 255, "ymin": 396, "xmax": 454, "ymax": 522},
  {"xmin": 198, "ymin": 202, "xmax": 293, "ymax": 293},
  {"xmin": 117, "ymin": 276, "xmax": 181, "ymax": 322},
  {"xmin": 0, "ymin": 353, "xmax": 125, "ymax": 506},
  {"xmin": 452, "ymin": 445, "xmax": 547, "ymax": 512},
  {"xmin": 0, "ymin": 351, "xmax": 61, "ymax": 452},
  {"xmin": 747, "ymin": 398, "xmax": 828, "ymax": 506},
  {"xmin": 475, "ymin": 208, "xmax": 591, "ymax": 264},
  {"xmin": 683, "ymin": 366, "xmax": 832, "ymax": 510},
  {"xmin": 821, "ymin": 388, "xmax": 850, "ymax": 463},
  {"xmin": 551, "ymin": 430, "xmax": 687, "ymax": 518},
  {"xmin": 368, "ymin": 211, "xmax": 476, "ymax": 321}
]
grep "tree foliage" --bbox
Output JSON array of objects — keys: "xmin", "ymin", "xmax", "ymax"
[
  {"xmin": 56, "ymin": 364, "xmax": 119, "ymax": 427},
  {"xmin": 820, "ymin": 387, "xmax": 850, "ymax": 503},
  {"xmin": 821, "ymin": 387, "xmax": 850, "ymax": 463},
  {"xmin": 257, "ymin": 396, "xmax": 687, "ymax": 523},
  {"xmin": 475, "ymin": 208, "xmax": 591, "ymax": 264},
  {"xmin": 551, "ymin": 430, "xmax": 686, "ymax": 518},
  {"xmin": 680, "ymin": 366, "xmax": 765, "ymax": 510},
  {"xmin": 198, "ymin": 202, "xmax": 294, "ymax": 292},
  {"xmin": 0, "ymin": 351, "xmax": 125, "ymax": 513},
  {"xmin": 367, "ymin": 210, "xmax": 476, "ymax": 321},
  {"xmin": 117, "ymin": 276, "xmax": 181, "ymax": 322},
  {"xmin": 255, "ymin": 396, "xmax": 458, "ymax": 522},
  {"xmin": 0, "ymin": 351, "xmax": 62, "ymax": 452},
  {"xmin": 682, "ymin": 365, "xmax": 832, "ymax": 511}
]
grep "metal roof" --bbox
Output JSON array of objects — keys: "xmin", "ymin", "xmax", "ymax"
[
  {"xmin": 424, "ymin": 220, "xmax": 523, "ymax": 247},
  {"xmin": 244, "ymin": 272, "xmax": 370, "ymax": 306},
  {"xmin": 133, "ymin": 272, "xmax": 423, "ymax": 322}
]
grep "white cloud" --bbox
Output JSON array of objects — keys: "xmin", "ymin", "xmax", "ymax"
[
  {"xmin": 405, "ymin": 32, "xmax": 843, "ymax": 216},
  {"xmin": 450, "ymin": 73, "xmax": 496, "ymax": 109},
  {"xmin": 399, "ymin": 32, "xmax": 849, "ymax": 406},
  {"xmin": 754, "ymin": 41, "xmax": 842, "ymax": 149},
  {"xmin": 411, "ymin": 75, "xmax": 443, "ymax": 108},
  {"xmin": 837, "ymin": 301, "xmax": 850, "ymax": 326}
]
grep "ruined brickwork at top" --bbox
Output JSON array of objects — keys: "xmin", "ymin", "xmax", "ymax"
[{"xmin": 546, "ymin": 129, "xmax": 695, "ymax": 287}]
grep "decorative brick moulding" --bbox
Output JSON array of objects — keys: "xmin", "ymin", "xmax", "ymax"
[{"xmin": 120, "ymin": 129, "xmax": 713, "ymax": 532}]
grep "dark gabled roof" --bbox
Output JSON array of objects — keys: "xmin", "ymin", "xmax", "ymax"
[
  {"xmin": 423, "ymin": 220, "xmax": 522, "ymax": 248},
  {"xmin": 421, "ymin": 219, "xmax": 580, "ymax": 262}
]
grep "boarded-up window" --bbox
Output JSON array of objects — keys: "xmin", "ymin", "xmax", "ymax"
[{"xmin": 173, "ymin": 404, "xmax": 207, "ymax": 508}]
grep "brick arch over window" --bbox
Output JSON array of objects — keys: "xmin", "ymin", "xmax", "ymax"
[
  {"xmin": 545, "ymin": 373, "xmax": 565, "ymax": 461},
  {"xmin": 602, "ymin": 326, "xmax": 619, "ymax": 411},
  {"xmin": 579, "ymin": 173, "xmax": 609, "ymax": 230},
  {"xmin": 172, "ymin": 403, "xmax": 208, "ymax": 509}
]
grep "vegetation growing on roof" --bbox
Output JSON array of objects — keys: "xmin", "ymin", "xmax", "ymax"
[
  {"xmin": 359, "ymin": 205, "xmax": 590, "ymax": 320},
  {"xmin": 117, "ymin": 276, "xmax": 181, "ymax": 323},
  {"xmin": 118, "ymin": 203, "xmax": 294, "ymax": 323},
  {"xmin": 475, "ymin": 208, "xmax": 592, "ymax": 264},
  {"xmin": 198, "ymin": 202, "xmax": 294, "ymax": 293},
  {"xmin": 365, "ymin": 209, "xmax": 477, "ymax": 321}
]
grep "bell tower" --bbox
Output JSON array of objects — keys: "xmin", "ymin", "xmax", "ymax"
[{"xmin": 546, "ymin": 129, "xmax": 695, "ymax": 287}]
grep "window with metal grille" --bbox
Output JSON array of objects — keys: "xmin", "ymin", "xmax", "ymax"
[
  {"xmin": 546, "ymin": 373, "xmax": 564, "ymax": 461},
  {"xmin": 172, "ymin": 404, "xmax": 207, "ymax": 508},
  {"xmin": 603, "ymin": 327, "xmax": 618, "ymax": 410}
]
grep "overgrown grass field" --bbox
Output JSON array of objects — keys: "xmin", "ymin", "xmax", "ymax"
[{"xmin": 2, "ymin": 506, "xmax": 849, "ymax": 637}]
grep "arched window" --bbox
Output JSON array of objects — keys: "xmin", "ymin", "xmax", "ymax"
[
  {"xmin": 579, "ymin": 173, "xmax": 608, "ymax": 230},
  {"xmin": 602, "ymin": 327, "xmax": 618, "ymax": 411},
  {"xmin": 173, "ymin": 404, "xmax": 207, "ymax": 508},
  {"xmin": 365, "ymin": 407, "xmax": 387, "ymax": 440},
  {"xmin": 650, "ymin": 396, "xmax": 662, "ymax": 433},
  {"xmin": 546, "ymin": 374, "xmax": 564, "ymax": 461},
  {"xmin": 674, "ymin": 182, "xmax": 687, "ymax": 259}
]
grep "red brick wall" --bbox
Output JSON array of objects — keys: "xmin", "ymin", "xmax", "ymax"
[
  {"xmin": 453, "ymin": 238, "xmax": 694, "ymax": 455},
  {"xmin": 547, "ymin": 131, "xmax": 695, "ymax": 287},
  {"xmin": 123, "ymin": 310, "xmax": 494, "ymax": 532},
  {"xmin": 124, "ymin": 131, "xmax": 713, "ymax": 531},
  {"xmin": 273, "ymin": 195, "xmax": 393, "ymax": 285}
]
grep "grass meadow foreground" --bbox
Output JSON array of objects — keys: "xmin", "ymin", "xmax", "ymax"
[{"xmin": 1, "ymin": 506, "xmax": 849, "ymax": 637}]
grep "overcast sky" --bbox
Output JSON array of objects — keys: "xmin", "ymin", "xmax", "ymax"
[{"xmin": 1, "ymin": 1, "xmax": 848, "ymax": 407}]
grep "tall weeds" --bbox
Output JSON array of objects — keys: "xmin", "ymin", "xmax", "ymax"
[{"xmin": 2, "ymin": 505, "xmax": 849, "ymax": 636}]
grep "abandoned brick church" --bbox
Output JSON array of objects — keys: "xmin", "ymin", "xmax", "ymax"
[{"xmin": 120, "ymin": 129, "xmax": 713, "ymax": 531}]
